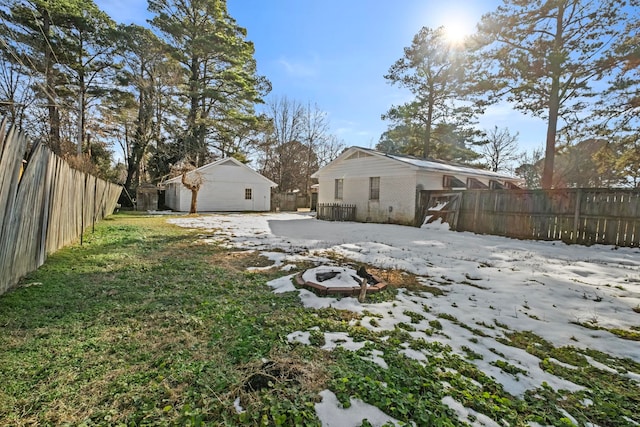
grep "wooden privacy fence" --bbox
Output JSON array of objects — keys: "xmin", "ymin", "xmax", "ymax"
[
  {"xmin": 317, "ymin": 203, "xmax": 356, "ymax": 222},
  {"xmin": 272, "ymin": 192, "xmax": 309, "ymax": 211},
  {"xmin": 0, "ymin": 119, "xmax": 122, "ymax": 295},
  {"xmin": 421, "ymin": 189, "xmax": 640, "ymax": 247}
]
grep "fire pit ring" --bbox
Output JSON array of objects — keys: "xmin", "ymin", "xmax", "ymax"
[{"xmin": 295, "ymin": 265, "xmax": 387, "ymax": 297}]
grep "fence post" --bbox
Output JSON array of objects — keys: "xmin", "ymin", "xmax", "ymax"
[
  {"xmin": 572, "ymin": 189, "xmax": 582, "ymax": 244},
  {"xmin": 452, "ymin": 193, "xmax": 461, "ymax": 231},
  {"xmin": 472, "ymin": 191, "xmax": 480, "ymax": 231},
  {"xmin": 38, "ymin": 148, "xmax": 53, "ymax": 265},
  {"xmin": 93, "ymin": 177, "xmax": 97, "ymax": 234}
]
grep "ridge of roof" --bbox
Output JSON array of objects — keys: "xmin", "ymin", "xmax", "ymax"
[
  {"xmin": 350, "ymin": 146, "xmax": 517, "ymax": 180},
  {"xmin": 164, "ymin": 157, "xmax": 277, "ymax": 186}
]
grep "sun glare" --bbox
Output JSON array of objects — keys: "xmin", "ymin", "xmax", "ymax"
[
  {"xmin": 432, "ymin": 5, "xmax": 477, "ymax": 48},
  {"xmin": 442, "ymin": 21, "xmax": 471, "ymax": 47}
]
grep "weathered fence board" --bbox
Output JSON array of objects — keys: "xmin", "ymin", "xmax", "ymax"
[
  {"xmin": 0, "ymin": 119, "xmax": 122, "ymax": 295},
  {"xmin": 418, "ymin": 188, "xmax": 640, "ymax": 247},
  {"xmin": 272, "ymin": 192, "xmax": 309, "ymax": 211},
  {"xmin": 317, "ymin": 203, "xmax": 356, "ymax": 222}
]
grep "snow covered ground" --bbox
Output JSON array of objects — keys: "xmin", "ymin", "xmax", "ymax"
[{"xmin": 169, "ymin": 212, "xmax": 640, "ymax": 426}]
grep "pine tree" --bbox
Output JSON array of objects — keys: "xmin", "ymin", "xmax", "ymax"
[
  {"xmin": 149, "ymin": 0, "xmax": 268, "ymax": 166},
  {"xmin": 475, "ymin": 0, "xmax": 632, "ymax": 188},
  {"xmin": 383, "ymin": 26, "xmax": 484, "ymax": 161},
  {"xmin": 3, "ymin": 0, "xmax": 119, "ymax": 165},
  {"xmin": 593, "ymin": 16, "xmax": 640, "ymax": 186}
]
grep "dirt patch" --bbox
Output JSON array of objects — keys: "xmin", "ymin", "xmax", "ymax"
[
  {"xmin": 359, "ymin": 266, "xmax": 443, "ymax": 295},
  {"xmin": 214, "ymin": 250, "xmax": 275, "ymax": 272},
  {"xmin": 311, "ymin": 253, "xmax": 443, "ymax": 295},
  {"xmin": 235, "ymin": 353, "xmax": 329, "ymax": 409},
  {"xmin": 243, "ymin": 360, "xmax": 303, "ymax": 392}
]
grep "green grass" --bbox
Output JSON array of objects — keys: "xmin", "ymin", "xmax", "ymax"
[
  {"xmin": 0, "ymin": 213, "xmax": 324, "ymax": 425},
  {"xmin": 500, "ymin": 330, "xmax": 640, "ymax": 426},
  {"xmin": 1, "ymin": 212, "xmax": 639, "ymax": 426}
]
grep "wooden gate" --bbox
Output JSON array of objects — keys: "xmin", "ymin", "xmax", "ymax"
[{"xmin": 415, "ymin": 190, "xmax": 462, "ymax": 227}]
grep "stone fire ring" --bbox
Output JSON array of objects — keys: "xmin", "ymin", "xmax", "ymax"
[{"xmin": 295, "ymin": 265, "xmax": 387, "ymax": 297}]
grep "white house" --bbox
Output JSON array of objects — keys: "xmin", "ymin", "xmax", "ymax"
[
  {"xmin": 311, "ymin": 146, "xmax": 521, "ymax": 225},
  {"xmin": 163, "ymin": 157, "xmax": 277, "ymax": 212}
]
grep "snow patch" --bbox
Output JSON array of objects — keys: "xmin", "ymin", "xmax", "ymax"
[
  {"xmin": 315, "ymin": 389, "xmax": 405, "ymax": 427},
  {"xmin": 441, "ymin": 396, "xmax": 501, "ymax": 427}
]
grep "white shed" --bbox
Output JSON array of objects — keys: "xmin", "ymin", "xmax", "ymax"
[
  {"xmin": 163, "ymin": 157, "xmax": 277, "ymax": 212},
  {"xmin": 311, "ymin": 146, "xmax": 521, "ymax": 225}
]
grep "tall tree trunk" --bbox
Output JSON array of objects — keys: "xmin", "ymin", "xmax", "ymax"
[
  {"xmin": 542, "ymin": 81, "xmax": 560, "ymax": 189},
  {"xmin": 77, "ymin": 73, "xmax": 85, "ymax": 157},
  {"xmin": 423, "ymin": 97, "xmax": 434, "ymax": 159},
  {"xmin": 42, "ymin": 9, "xmax": 60, "ymax": 153},
  {"xmin": 187, "ymin": 56, "xmax": 202, "ymax": 164},
  {"xmin": 189, "ymin": 189, "xmax": 198, "ymax": 214},
  {"xmin": 541, "ymin": 3, "xmax": 565, "ymax": 190},
  {"xmin": 181, "ymin": 172, "xmax": 202, "ymax": 214}
]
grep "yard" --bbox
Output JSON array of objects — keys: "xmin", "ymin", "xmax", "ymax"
[{"xmin": 1, "ymin": 211, "xmax": 639, "ymax": 426}]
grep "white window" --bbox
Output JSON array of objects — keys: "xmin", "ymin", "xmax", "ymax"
[
  {"xmin": 245, "ymin": 188, "xmax": 252, "ymax": 200},
  {"xmin": 369, "ymin": 177, "xmax": 380, "ymax": 200},
  {"xmin": 443, "ymin": 175, "xmax": 466, "ymax": 189},
  {"xmin": 467, "ymin": 178, "xmax": 488, "ymax": 189},
  {"xmin": 335, "ymin": 179, "xmax": 343, "ymax": 199}
]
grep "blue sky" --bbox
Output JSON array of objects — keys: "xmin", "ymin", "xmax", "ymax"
[{"xmin": 95, "ymin": 0, "xmax": 546, "ymax": 154}]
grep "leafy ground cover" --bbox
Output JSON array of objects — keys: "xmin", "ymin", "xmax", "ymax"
[
  {"xmin": 0, "ymin": 213, "xmax": 321, "ymax": 425},
  {"xmin": 1, "ymin": 212, "xmax": 639, "ymax": 426}
]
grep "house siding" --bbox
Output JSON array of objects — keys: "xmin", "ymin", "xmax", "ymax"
[
  {"xmin": 416, "ymin": 170, "xmax": 449, "ymax": 190},
  {"xmin": 316, "ymin": 154, "xmax": 419, "ymax": 225},
  {"xmin": 314, "ymin": 147, "xmax": 521, "ymax": 226},
  {"xmin": 164, "ymin": 182, "xmax": 182, "ymax": 211}
]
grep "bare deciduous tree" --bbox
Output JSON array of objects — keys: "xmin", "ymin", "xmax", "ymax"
[
  {"xmin": 258, "ymin": 96, "xmax": 344, "ymax": 196},
  {"xmin": 181, "ymin": 171, "xmax": 203, "ymax": 214},
  {"xmin": 515, "ymin": 147, "xmax": 543, "ymax": 189},
  {"xmin": 481, "ymin": 126, "xmax": 520, "ymax": 172},
  {"xmin": 170, "ymin": 159, "xmax": 203, "ymax": 214}
]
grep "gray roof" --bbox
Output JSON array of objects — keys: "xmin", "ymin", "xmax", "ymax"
[
  {"xmin": 164, "ymin": 157, "xmax": 277, "ymax": 186},
  {"xmin": 356, "ymin": 147, "xmax": 518, "ymax": 181}
]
